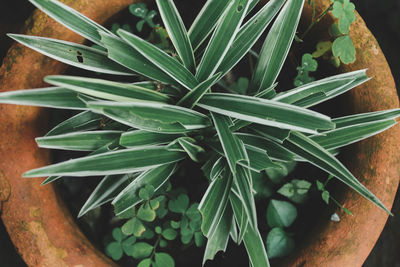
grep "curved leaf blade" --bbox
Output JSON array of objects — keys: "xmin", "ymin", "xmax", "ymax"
[
  {"xmin": 156, "ymin": 0, "xmax": 196, "ymax": 72},
  {"xmin": 282, "ymin": 131, "xmax": 390, "ymax": 214},
  {"xmin": 196, "ymin": 0, "xmax": 250, "ymax": 82},
  {"xmin": 45, "ymin": 75, "xmax": 171, "ymax": 103},
  {"xmin": 199, "ymin": 93, "xmax": 335, "ymax": 134},
  {"xmin": 28, "ymin": 0, "xmax": 112, "ymax": 46},
  {"xmin": 87, "ymin": 101, "xmax": 211, "ymax": 133},
  {"xmin": 117, "ymin": 29, "xmax": 198, "ymax": 90},
  {"xmin": 36, "ymin": 130, "xmax": 122, "ymax": 151},
  {"xmin": 199, "ymin": 163, "xmax": 232, "ymax": 238},
  {"xmin": 23, "ymin": 146, "xmax": 185, "ymax": 177},
  {"xmin": 46, "ymin": 111, "xmax": 103, "ymax": 136},
  {"xmin": 112, "ymin": 164, "xmax": 178, "ymax": 216},
  {"xmin": 8, "ymin": 34, "xmax": 133, "ymax": 75},
  {"xmin": 78, "ymin": 173, "xmax": 135, "ymax": 217},
  {"xmin": 100, "ymin": 32, "xmax": 178, "ymax": 85},
  {"xmin": 120, "ymin": 130, "xmax": 181, "ymax": 148},
  {"xmin": 0, "ymin": 87, "xmax": 85, "ymax": 110},
  {"xmin": 177, "ymin": 73, "xmax": 221, "ymax": 109},
  {"xmin": 217, "ymin": 0, "xmax": 285, "ymax": 77},
  {"xmin": 250, "ymin": 0, "xmax": 305, "ymax": 93}
]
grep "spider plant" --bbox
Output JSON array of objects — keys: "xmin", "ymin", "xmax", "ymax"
[{"xmin": 0, "ymin": 0, "xmax": 399, "ymax": 266}]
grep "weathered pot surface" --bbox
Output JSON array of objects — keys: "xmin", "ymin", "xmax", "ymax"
[{"xmin": 0, "ymin": 0, "xmax": 398, "ymax": 267}]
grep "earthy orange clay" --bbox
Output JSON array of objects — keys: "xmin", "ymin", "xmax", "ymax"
[
  {"xmin": 1, "ymin": 1, "xmax": 399, "ymax": 267},
  {"xmin": 0, "ymin": 0, "xmax": 134, "ymax": 266}
]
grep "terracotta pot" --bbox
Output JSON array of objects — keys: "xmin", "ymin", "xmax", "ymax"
[{"xmin": 0, "ymin": 0, "xmax": 399, "ymax": 267}]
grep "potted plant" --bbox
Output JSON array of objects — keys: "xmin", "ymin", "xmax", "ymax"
[{"xmin": 0, "ymin": 0, "xmax": 399, "ymax": 266}]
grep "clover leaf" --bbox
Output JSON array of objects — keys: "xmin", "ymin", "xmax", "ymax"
[
  {"xmin": 278, "ymin": 179, "xmax": 312, "ymax": 204},
  {"xmin": 294, "ymin": 53, "xmax": 318, "ymax": 86},
  {"xmin": 106, "ymin": 228, "xmax": 137, "ymax": 260},
  {"xmin": 132, "ymin": 242, "xmax": 154, "ymax": 259},
  {"xmin": 266, "ymin": 228, "xmax": 295, "ymax": 259},
  {"xmin": 154, "ymin": 253, "xmax": 175, "ymax": 267},
  {"xmin": 266, "ymin": 199, "xmax": 298, "ymax": 228},
  {"xmin": 129, "ymin": 3, "xmax": 159, "ymax": 32},
  {"xmin": 332, "ymin": 0, "xmax": 356, "ymax": 34},
  {"xmin": 332, "ymin": 35, "xmax": 356, "ymax": 64},
  {"xmin": 168, "ymin": 193, "xmax": 189, "ymax": 214}
]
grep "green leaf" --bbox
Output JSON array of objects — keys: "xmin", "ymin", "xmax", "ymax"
[
  {"xmin": 117, "ymin": 29, "xmax": 198, "ymax": 90},
  {"xmin": 236, "ymin": 133, "xmax": 294, "ymax": 162},
  {"xmin": 294, "ymin": 53, "xmax": 317, "ymax": 87},
  {"xmin": 266, "ymin": 228, "xmax": 295, "ymax": 259},
  {"xmin": 176, "ymin": 138, "xmax": 205, "ymax": 162},
  {"xmin": 203, "ymin": 204, "xmax": 233, "ymax": 264},
  {"xmin": 0, "ymin": 87, "xmax": 85, "ymax": 110},
  {"xmin": 156, "ymin": 0, "xmax": 195, "ymax": 72},
  {"xmin": 199, "ymin": 93, "xmax": 334, "ymax": 134},
  {"xmin": 177, "ymin": 73, "xmax": 221, "ymax": 109},
  {"xmin": 106, "ymin": 242, "xmax": 123, "ymax": 260},
  {"xmin": 168, "ymin": 193, "xmax": 189, "ymax": 214},
  {"xmin": 322, "ymin": 190, "xmax": 330, "ymax": 204},
  {"xmin": 113, "ymin": 164, "xmax": 177, "ymax": 216},
  {"xmin": 332, "ymin": 35, "xmax": 356, "ymax": 64},
  {"xmin": 196, "ymin": 0, "xmax": 250, "ymax": 81},
  {"xmin": 45, "ymin": 111, "xmax": 103, "ymax": 136},
  {"xmin": 99, "ymin": 32, "xmax": 177, "ymax": 85},
  {"xmin": 277, "ymin": 179, "xmax": 311, "ymax": 204},
  {"xmin": 23, "ymin": 147, "xmax": 184, "ymax": 177},
  {"xmin": 194, "ymin": 231, "xmax": 206, "ymax": 247},
  {"xmin": 250, "ymin": 125, "xmax": 290, "ymax": 144},
  {"xmin": 188, "ymin": 0, "xmax": 230, "ymax": 51},
  {"xmin": 162, "ymin": 228, "xmax": 178, "ymax": 241},
  {"xmin": 217, "ymin": 0, "xmax": 286, "ymax": 78},
  {"xmin": 230, "ymin": 192, "xmax": 271, "ymax": 267},
  {"xmin": 154, "ymin": 253, "xmax": 175, "ymax": 267},
  {"xmin": 78, "ymin": 174, "xmax": 134, "ymax": 217},
  {"xmin": 273, "ymin": 69, "xmax": 368, "ymax": 108},
  {"xmin": 265, "ymin": 161, "xmax": 296, "ymax": 184},
  {"xmin": 282, "ymin": 131, "xmax": 390, "ymax": 214},
  {"xmin": 87, "ymin": 100, "xmax": 211, "ymax": 134},
  {"xmin": 244, "ymin": 145, "xmax": 281, "ymax": 172},
  {"xmin": 311, "ymin": 119, "xmax": 398, "ymax": 150},
  {"xmin": 137, "ymin": 204, "xmax": 156, "ymax": 222},
  {"xmin": 137, "ymin": 259, "xmax": 152, "ymax": 267},
  {"xmin": 129, "ymin": 3, "xmax": 148, "ymax": 18},
  {"xmin": 122, "ymin": 236, "xmax": 137, "ymax": 256},
  {"xmin": 250, "ymin": 0, "xmax": 305, "ymax": 93},
  {"xmin": 120, "ymin": 130, "xmax": 181, "ymax": 148},
  {"xmin": 8, "ymin": 34, "xmax": 133, "ymax": 75},
  {"xmin": 199, "ymin": 164, "xmax": 232, "ymax": 238},
  {"xmin": 112, "ymin": 228, "xmax": 125, "ymax": 242},
  {"xmin": 266, "ymin": 199, "xmax": 297, "ymax": 228},
  {"xmin": 312, "ymin": 41, "xmax": 333, "ymax": 58},
  {"xmin": 138, "ymin": 185, "xmax": 155, "ymax": 201},
  {"xmin": 132, "ymin": 242, "xmax": 153, "ymax": 259},
  {"xmin": 211, "ymin": 113, "xmax": 248, "ymax": 174},
  {"xmin": 332, "ymin": 109, "xmax": 400, "ymax": 128},
  {"xmin": 28, "ymin": 0, "xmax": 112, "ymax": 46},
  {"xmin": 36, "ymin": 131, "xmax": 121, "ymax": 151},
  {"xmin": 122, "ymin": 218, "xmax": 146, "ymax": 237},
  {"xmin": 45, "ymin": 75, "xmax": 171, "ymax": 103},
  {"xmin": 332, "ymin": 0, "xmax": 356, "ymax": 34},
  {"xmin": 233, "ymin": 166, "xmax": 258, "ymax": 229}
]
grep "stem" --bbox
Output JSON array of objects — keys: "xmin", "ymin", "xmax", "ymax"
[
  {"xmin": 330, "ymin": 196, "xmax": 354, "ymax": 216},
  {"xmin": 150, "ymin": 235, "xmax": 162, "ymax": 260},
  {"xmin": 301, "ymin": 4, "xmax": 334, "ymax": 39}
]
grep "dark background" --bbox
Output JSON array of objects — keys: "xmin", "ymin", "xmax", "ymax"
[{"xmin": 1, "ymin": 0, "xmax": 399, "ymax": 266}]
